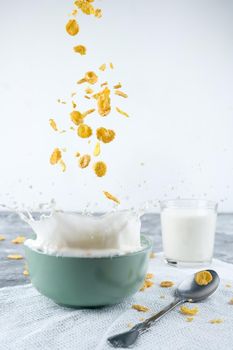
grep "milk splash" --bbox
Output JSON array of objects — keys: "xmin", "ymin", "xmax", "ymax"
[
  {"xmin": 1, "ymin": 199, "xmax": 157, "ymax": 258},
  {"xmin": 24, "ymin": 210, "xmax": 142, "ymax": 257}
]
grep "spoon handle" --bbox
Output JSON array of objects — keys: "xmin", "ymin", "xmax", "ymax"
[
  {"xmin": 107, "ymin": 298, "xmax": 183, "ymax": 348},
  {"xmin": 142, "ymin": 298, "xmax": 183, "ymax": 327}
]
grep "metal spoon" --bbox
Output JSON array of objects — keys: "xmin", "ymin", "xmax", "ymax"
[{"xmin": 107, "ymin": 269, "xmax": 220, "ymax": 348}]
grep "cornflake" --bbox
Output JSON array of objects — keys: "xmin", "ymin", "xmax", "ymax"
[
  {"xmin": 72, "ymin": 101, "xmax": 77, "ymax": 109},
  {"xmin": 23, "ymin": 270, "xmax": 29, "ymax": 276},
  {"xmin": 209, "ymin": 319, "xmax": 223, "ymax": 324},
  {"xmin": 114, "ymin": 83, "xmax": 122, "ymax": 89},
  {"xmin": 225, "ymin": 283, "xmax": 232, "ymax": 288},
  {"xmin": 99, "ymin": 63, "xmax": 106, "ymax": 71},
  {"xmin": 77, "ymin": 124, "xmax": 92, "ymax": 138},
  {"xmin": 60, "ymin": 160, "xmax": 66, "ymax": 172},
  {"xmin": 71, "ymin": 92, "xmax": 77, "ymax": 97},
  {"xmin": 103, "ymin": 191, "xmax": 120, "ymax": 204},
  {"xmin": 95, "ymin": 8, "xmax": 102, "ymax": 18},
  {"xmin": 71, "ymin": 9, "xmax": 78, "ymax": 16},
  {"xmin": 97, "ymin": 87, "xmax": 111, "ymax": 116},
  {"xmin": 109, "ymin": 62, "xmax": 114, "ymax": 69},
  {"xmin": 93, "ymin": 142, "xmax": 100, "ymax": 156},
  {"xmin": 73, "ymin": 45, "xmax": 86, "ymax": 55},
  {"xmin": 66, "ymin": 19, "xmax": 79, "ymax": 36},
  {"xmin": 84, "ymin": 95, "xmax": 91, "ymax": 99},
  {"xmin": 115, "ymin": 90, "xmax": 128, "ymax": 98},
  {"xmin": 195, "ymin": 271, "xmax": 213, "ymax": 286},
  {"xmin": 116, "ymin": 107, "xmax": 129, "ymax": 118},
  {"xmin": 83, "ymin": 108, "xmax": 95, "ymax": 117},
  {"xmin": 70, "ymin": 110, "xmax": 84, "ymax": 125},
  {"xmin": 100, "ymin": 82, "xmax": 108, "ymax": 87},
  {"xmin": 186, "ymin": 317, "xmax": 194, "ymax": 322},
  {"xmin": 0, "ymin": 235, "xmax": 5, "ymax": 241},
  {"xmin": 77, "ymin": 1, "xmax": 95, "ymax": 15},
  {"xmin": 49, "ymin": 118, "xmax": 58, "ymax": 131},
  {"xmin": 75, "ymin": 152, "xmax": 80, "ymax": 157},
  {"xmin": 228, "ymin": 298, "xmax": 233, "ymax": 305},
  {"xmin": 85, "ymin": 71, "xmax": 98, "ymax": 85},
  {"xmin": 77, "ymin": 78, "xmax": 86, "ymax": 84},
  {"xmin": 96, "ymin": 127, "xmax": 115, "ymax": 143},
  {"xmin": 7, "ymin": 254, "xmax": 23, "ymax": 260},
  {"xmin": 50, "ymin": 148, "xmax": 62, "ymax": 165},
  {"xmin": 79, "ymin": 154, "xmax": 91, "ymax": 168},
  {"xmin": 150, "ymin": 252, "xmax": 156, "ymax": 259},
  {"xmin": 127, "ymin": 323, "xmax": 133, "ymax": 328},
  {"xmin": 93, "ymin": 161, "xmax": 107, "ymax": 177},
  {"xmin": 140, "ymin": 279, "xmax": 154, "ymax": 291},
  {"xmin": 132, "ymin": 304, "xmax": 149, "ymax": 312},
  {"xmin": 146, "ymin": 273, "xmax": 154, "ymax": 279},
  {"xmin": 180, "ymin": 306, "xmax": 199, "ymax": 316},
  {"xmin": 160, "ymin": 281, "xmax": 174, "ymax": 288},
  {"xmin": 11, "ymin": 236, "xmax": 26, "ymax": 244},
  {"xmin": 85, "ymin": 87, "xmax": 93, "ymax": 94}
]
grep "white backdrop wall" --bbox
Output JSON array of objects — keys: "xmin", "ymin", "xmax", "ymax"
[{"xmin": 0, "ymin": 0, "xmax": 233, "ymax": 212}]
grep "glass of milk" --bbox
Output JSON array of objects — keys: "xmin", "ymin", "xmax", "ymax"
[{"xmin": 160, "ymin": 199, "xmax": 217, "ymax": 267}]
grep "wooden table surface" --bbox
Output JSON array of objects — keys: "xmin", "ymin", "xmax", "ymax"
[{"xmin": 0, "ymin": 212, "xmax": 233, "ymax": 288}]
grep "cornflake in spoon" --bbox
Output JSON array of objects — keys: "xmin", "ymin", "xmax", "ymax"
[{"xmin": 195, "ymin": 271, "xmax": 213, "ymax": 286}]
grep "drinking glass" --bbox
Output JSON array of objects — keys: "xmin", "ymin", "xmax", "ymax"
[{"xmin": 160, "ymin": 199, "xmax": 218, "ymax": 267}]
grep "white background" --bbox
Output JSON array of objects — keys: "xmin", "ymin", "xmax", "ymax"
[{"xmin": 0, "ymin": 0, "xmax": 233, "ymax": 212}]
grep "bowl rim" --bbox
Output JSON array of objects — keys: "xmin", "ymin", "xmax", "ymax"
[{"xmin": 24, "ymin": 234, "xmax": 152, "ymax": 260}]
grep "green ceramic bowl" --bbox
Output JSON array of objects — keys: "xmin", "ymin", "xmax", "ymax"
[{"xmin": 24, "ymin": 236, "xmax": 152, "ymax": 308}]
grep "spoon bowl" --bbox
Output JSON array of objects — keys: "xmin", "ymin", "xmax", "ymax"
[{"xmin": 176, "ymin": 269, "xmax": 220, "ymax": 302}]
